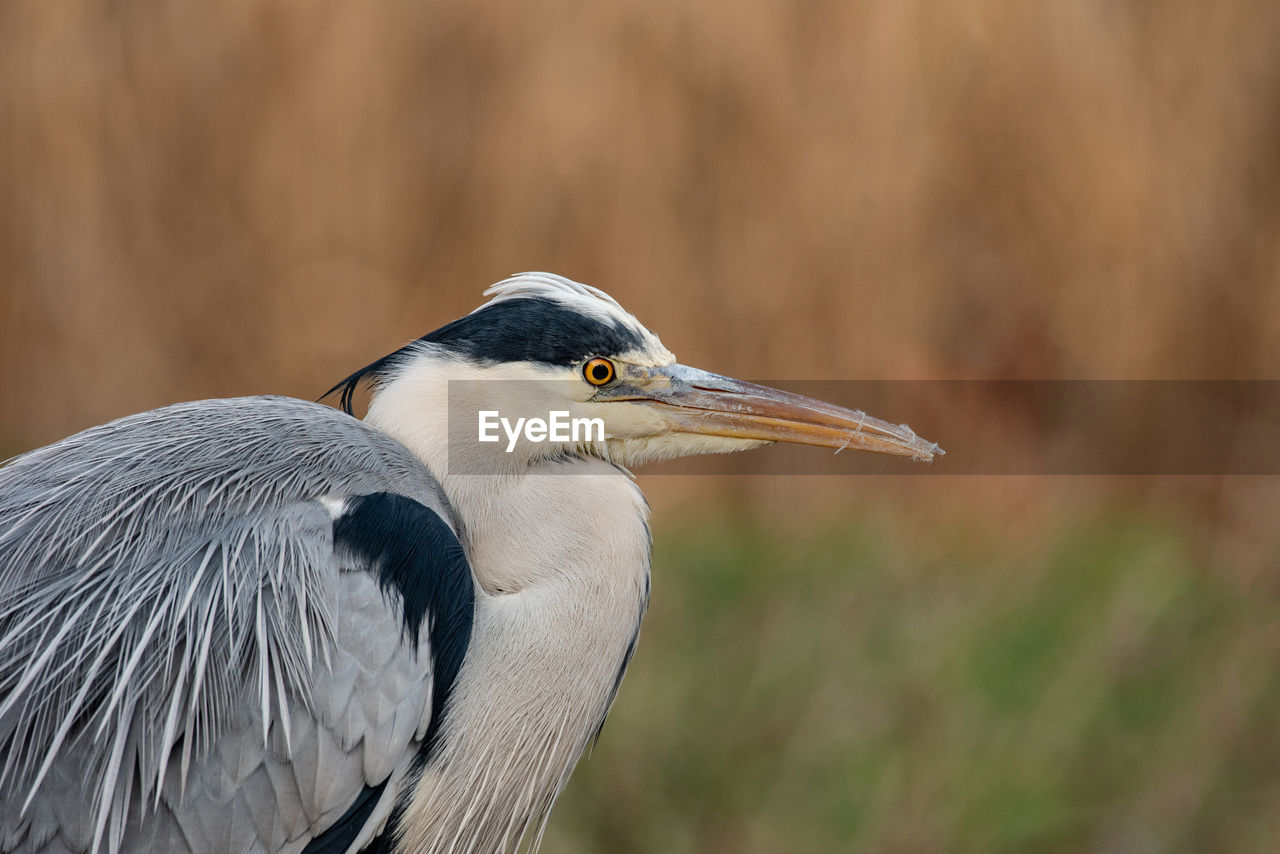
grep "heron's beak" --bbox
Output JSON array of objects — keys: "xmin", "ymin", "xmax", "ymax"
[{"xmin": 599, "ymin": 364, "xmax": 942, "ymax": 461}]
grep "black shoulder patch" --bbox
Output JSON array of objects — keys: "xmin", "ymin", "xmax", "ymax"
[
  {"xmin": 332, "ymin": 492, "xmax": 474, "ymax": 726},
  {"xmin": 321, "ymin": 297, "xmax": 647, "ymax": 414},
  {"xmin": 301, "ymin": 779, "xmax": 387, "ymax": 854},
  {"xmin": 332, "ymin": 492, "xmax": 478, "ymax": 852}
]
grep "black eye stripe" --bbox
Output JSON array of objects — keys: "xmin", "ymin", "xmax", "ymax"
[
  {"xmin": 422, "ymin": 298, "xmax": 644, "ymax": 366},
  {"xmin": 325, "ymin": 298, "xmax": 646, "ymax": 414}
]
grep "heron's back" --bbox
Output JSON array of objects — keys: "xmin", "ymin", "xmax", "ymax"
[{"xmin": 0, "ymin": 397, "xmax": 467, "ymax": 854}]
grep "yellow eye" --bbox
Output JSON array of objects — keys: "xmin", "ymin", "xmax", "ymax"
[{"xmin": 583, "ymin": 357, "xmax": 616, "ymax": 386}]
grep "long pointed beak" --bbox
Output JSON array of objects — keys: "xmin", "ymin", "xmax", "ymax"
[{"xmin": 601, "ymin": 364, "xmax": 942, "ymax": 461}]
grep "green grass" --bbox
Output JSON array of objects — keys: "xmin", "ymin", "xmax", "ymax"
[{"xmin": 543, "ymin": 511, "xmax": 1280, "ymax": 853}]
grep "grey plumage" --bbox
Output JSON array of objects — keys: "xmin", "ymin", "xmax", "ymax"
[{"xmin": 1, "ymin": 397, "xmax": 462, "ymax": 853}]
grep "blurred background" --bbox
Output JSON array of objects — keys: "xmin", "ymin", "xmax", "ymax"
[{"xmin": 2, "ymin": 2, "xmax": 1279, "ymax": 851}]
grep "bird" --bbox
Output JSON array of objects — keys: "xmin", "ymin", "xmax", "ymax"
[{"xmin": 0, "ymin": 273, "xmax": 940, "ymax": 854}]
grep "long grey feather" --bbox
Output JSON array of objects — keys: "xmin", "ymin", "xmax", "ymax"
[{"xmin": 0, "ymin": 396, "xmax": 459, "ymax": 854}]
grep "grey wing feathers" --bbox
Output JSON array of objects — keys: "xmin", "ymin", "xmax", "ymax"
[{"xmin": 0, "ymin": 397, "xmax": 463, "ymax": 854}]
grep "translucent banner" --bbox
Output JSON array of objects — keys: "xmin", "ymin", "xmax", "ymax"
[{"xmin": 445, "ymin": 380, "xmax": 1279, "ymax": 475}]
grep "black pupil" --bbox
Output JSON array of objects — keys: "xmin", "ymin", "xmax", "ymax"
[{"xmin": 591, "ymin": 363, "xmax": 610, "ymax": 382}]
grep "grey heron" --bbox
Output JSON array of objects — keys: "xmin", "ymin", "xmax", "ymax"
[{"xmin": 0, "ymin": 273, "xmax": 940, "ymax": 854}]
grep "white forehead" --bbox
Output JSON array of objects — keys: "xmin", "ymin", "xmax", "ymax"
[
  {"xmin": 481, "ymin": 272, "xmax": 636, "ymax": 326},
  {"xmin": 480, "ymin": 272, "xmax": 673, "ymax": 363}
]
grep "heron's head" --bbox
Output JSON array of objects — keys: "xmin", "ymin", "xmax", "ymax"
[{"xmin": 328, "ymin": 273, "xmax": 940, "ymax": 473}]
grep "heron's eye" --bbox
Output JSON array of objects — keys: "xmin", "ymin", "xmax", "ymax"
[{"xmin": 583, "ymin": 357, "xmax": 615, "ymax": 386}]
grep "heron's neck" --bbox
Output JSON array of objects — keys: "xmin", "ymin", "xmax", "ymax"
[
  {"xmin": 362, "ymin": 362, "xmax": 650, "ymax": 591},
  {"xmin": 365, "ymin": 363, "xmax": 653, "ymax": 853}
]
